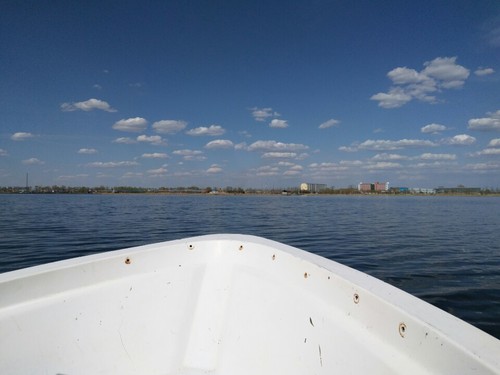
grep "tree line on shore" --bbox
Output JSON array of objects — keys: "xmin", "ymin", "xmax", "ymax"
[{"xmin": 1, "ymin": 185, "xmax": 499, "ymax": 195}]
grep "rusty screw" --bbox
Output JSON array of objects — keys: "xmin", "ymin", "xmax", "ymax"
[
  {"xmin": 399, "ymin": 322, "xmax": 407, "ymax": 337},
  {"xmin": 353, "ymin": 293, "xmax": 360, "ymax": 304}
]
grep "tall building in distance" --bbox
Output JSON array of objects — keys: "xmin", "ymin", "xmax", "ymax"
[
  {"xmin": 358, "ymin": 181, "xmax": 389, "ymax": 192},
  {"xmin": 300, "ymin": 182, "xmax": 327, "ymax": 193}
]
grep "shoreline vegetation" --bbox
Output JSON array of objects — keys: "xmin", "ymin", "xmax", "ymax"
[{"xmin": 1, "ymin": 185, "xmax": 499, "ymax": 196}]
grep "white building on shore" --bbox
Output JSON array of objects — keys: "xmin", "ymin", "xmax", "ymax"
[{"xmin": 300, "ymin": 183, "xmax": 327, "ymax": 193}]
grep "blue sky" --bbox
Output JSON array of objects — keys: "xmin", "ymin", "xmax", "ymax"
[{"xmin": 1, "ymin": 1, "xmax": 500, "ymax": 189}]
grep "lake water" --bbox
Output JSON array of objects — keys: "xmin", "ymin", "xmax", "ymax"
[{"xmin": 1, "ymin": 194, "xmax": 499, "ymax": 339}]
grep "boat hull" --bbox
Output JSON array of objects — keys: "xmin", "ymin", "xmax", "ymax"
[{"xmin": 0, "ymin": 234, "xmax": 499, "ymax": 374}]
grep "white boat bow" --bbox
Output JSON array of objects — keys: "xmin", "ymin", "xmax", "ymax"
[{"xmin": 0, "ymin": 234, "xmax": 499, "ymax": 374}]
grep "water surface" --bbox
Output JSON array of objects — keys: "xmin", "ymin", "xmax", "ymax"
[{"xmin": 1, "ymin": 194, "xmax": 499, "ymax": 338}]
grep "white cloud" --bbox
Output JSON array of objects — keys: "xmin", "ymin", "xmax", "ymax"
[
  {"xmin": 485, "ymin": 23, "xmax": 500, "ymax": 47},
  {"xmin": 0, "ymin": 148, "xmax": 8, "ymax": 156},
  {"xmin": 444, "ymin": 134, "xmax": 476, "ymax": 145},
  {"xmin": 296, "ymin": 153, "xmax": 309, "ymax": 160},
  {"xmin": 11, "ymin": 132, "xmax": 34, "ymax": 141},
  {"xmin": 421, "ymin": 123, "xmax": 447, "ymax": 134},
  {"xmin": 474, "ymin": 67, "xmax": 495, "ymax": 76},
  {"xmin": 147, "ymin": 167, "xmax": 168, "ymax": 175},
  {"xmin": 468, "ymin": 110, "xmax": 500, "ymax": 131},
  {"xmin": 319, "ymin": 119, "xmax": 340, "ymax": 129},
  {"xmin": 370, "ymin": 87, "xmax": 412, "ymax": 109},
  {"xmin": 387, "ymin": 67, "xmax": 428, "ymax": 84},
  {"xmin": 422, "ymin": 57, "xmax": 470, "ymax": 88},
  {"xmin": 363, "ymin": 162, "xmax": 402, "ymax": 169},
  {"xmin": 22, "ymin": 158, "xmax": 44, "ymax": 165},
  {"xmin": 309, "ymin": 162, "xmax": 348, "ymax": 172},
  {"xmin": 239, "ymin": 130, "xmax": 252, "ymax": 138},
  {"xmin": 112, "ymin": 137, "xmax": 136, "ymax": 144},
  {"xmin": 61, "ymin": 98, "xmax": 116, "ymax": 112},
  {"xmin": 473, "ymin": 148, "xmax": 500, "ymax": 156},
  {"xmin": 339, "ymin": 160, "xmax": 363, "ymax": 166},
  {"xmin": 464, "ymin": 162, "xmax": 500, "ymax": 171},
  {"xmin": 207, "ymin": 164, "xmax": 223, "ymax": 173},
  {"xmin": 251, "ymin": 107, "xmax": 279, "ymax": 122},
  {"xmin": 371, "ymin": 153, "xmax": 408, "ymax": 161},
  {"xmin": 141, "ymin": 153, "xmax": 168, "ymax": 158},
  {"xmin": 186, "ymin": 155, "xmax": 207, "ymax": 161},
  {"xmin": 186, "ymin": 125, "xmax": 225, "ymax": 136},
  {"xmin": 113, "ymin": 117, "xmax": 148, "ymax": 132},
  {"xmin": 357, "ymin": 139, "xmax": 438, "ymax": 151},
  {"xmin": 173, "ymin": 149, "xmax": 203, "ymax": 156},
  {"xmin": 488, "ymin": 138, "xmax": 500, "ymax": 147},
  {"xmin": 470, "ymin": 138, "xmax": 500, "ymax": 156},
  {"xmin": 205, "ymin": 139, "xmax": 234, "ymax": 149},
  {"xmin": 269, "ymin": 119, "xmax": 288, "ymax": 128},
  {"xmin": 371, "ymin": 57, "xmax": 470, "ymax": 108},
  {"xmin": 338, "ymin": 146, "xmax": 358, "ymax": 152},
  {"xmin": 247, "ymin": 140, "xmax": 309, "ymax": 152},
  {"xmin": 283, "ymin": 165, "xmax": 303, "ymax": 176},
  {"xmin": 234, "ymin": 142, "xmax": 248, "ymax": 150},
  {"xmin": 410, "ymin": 161, "xmax": 457, "ymax": 169},
  {"xmin": 86, "ymin": 161, "xmax": 139, "ymax": 168},
  {"xmin": 262, "ymin": 152, "xmax": 297, "ymax": 158},
  {"xmin": 137, "ymin": 135, "xmax": 165, "ymax": 145},
  {"xmin": 152, "ymin": 120, "xmax": 187, "ymax": 134},
  {"xmin": 173, "ymin": 149, "xmax": 206, "ymax": 161},
  {"xmin": 255, "ymin": 165, "xmax": 279, "ymax": 176},
  {"xmin": 77, "ymin": 148, "xmax": 98, "ymax": 154},
  {"xmin": 419, "ymin": 153, "xmax": 456, "ymax": 160}
]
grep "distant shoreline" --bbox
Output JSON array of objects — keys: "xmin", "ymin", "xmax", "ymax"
[
  {"xmin": 2, "ymin": 191, "xmax": 499, "ymax": 197},
  {"xmin": 3, "ymin": 184, "xmax": 498, "ymax": 196}
]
